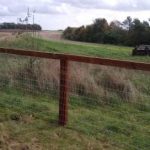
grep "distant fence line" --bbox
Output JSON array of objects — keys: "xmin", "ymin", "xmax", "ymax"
[{"xmin": 0, "ymin": 47, "xmax": 150, "ymax": 126}]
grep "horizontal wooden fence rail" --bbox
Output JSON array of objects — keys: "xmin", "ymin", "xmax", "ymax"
[
  {"xmin": 0, "ymin": 48, "xmax": 150, "ymax": 71},
  {"xmin": 0, "ymin": 47, "xmax": 150, "ymax": 126}
]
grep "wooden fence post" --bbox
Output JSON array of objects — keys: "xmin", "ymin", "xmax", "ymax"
[{"xmin": 59, "ymin": 59, "xmax": 69, "ymax": 126}]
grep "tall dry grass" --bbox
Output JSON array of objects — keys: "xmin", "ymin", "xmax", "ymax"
[
  {"xmin": 0, "ymin": 55, "xmax": 140, "ymax": 104},
  {"xmin": 69, "ymin": 63, "xmax": 138, "ymax": 103}
]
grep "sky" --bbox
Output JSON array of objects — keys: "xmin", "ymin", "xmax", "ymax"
[{"xmin": 0, "ymin": 0, "xmax": 150, "ymax": 30}]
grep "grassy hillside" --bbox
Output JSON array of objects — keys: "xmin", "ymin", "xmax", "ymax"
[
  {"xmin": 0, "ymin": 35, "xmax": 149, "ymax": 150},
  {"xmin": 0, "ymin": 88, "xmax": 149, "ymax": 150},
  {"xmin": 0, "ymin": 34, "xmax": 150, "ymax": 63}
]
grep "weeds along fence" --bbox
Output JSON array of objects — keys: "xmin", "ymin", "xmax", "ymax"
[{"xmin": 0, "ymin": 48, "xmax": 150, "ymax": 127}]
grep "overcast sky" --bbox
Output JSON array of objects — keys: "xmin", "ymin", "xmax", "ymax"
[{"xmin": 0, "ymin": 0, "xmax": 150, "ymax": 30}]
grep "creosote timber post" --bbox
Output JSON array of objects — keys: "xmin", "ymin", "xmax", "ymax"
[{"xmin": 59, "ymin": 59, "xmax": 69, "ymax": 126}]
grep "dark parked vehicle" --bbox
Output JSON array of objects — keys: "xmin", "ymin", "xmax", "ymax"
[{"xmin": 132, "ymin": 45, "xmax": 150, "ymax": 56}]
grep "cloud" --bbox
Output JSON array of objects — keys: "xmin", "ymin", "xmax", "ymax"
[
  {"xmin": 0, "ymin": 0, "xmax": 150, "ymax": 17},
  {"xmin": 0, "ymin": 0, "xmax": 67, "ymax": 17},
  {"xmin": 0, "ymin": 5, "xmax": 10, "ymax": 16},
  {"xmin": 56, "ymin": 0, "xmax": 150, "ymax": 11},
  {"xmin": 0, "ymin": 0, "xmax": 150, "ymax": 30}
]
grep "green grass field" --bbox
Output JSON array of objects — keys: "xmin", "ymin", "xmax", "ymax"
[
  {"xmin": 0, "ymin": 35, "xmax": 150, "ymax": 150},
  {"xmin": 0, "ymin": 34, "xmax": 150, "ymax": 63},
  {"xmin": 0, "ymin": 88, "xmax": 149, "ymax": 150}
]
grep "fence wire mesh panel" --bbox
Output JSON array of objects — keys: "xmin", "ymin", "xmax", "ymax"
[
  {"xmin": 0, "ymin": 53, "xmax": 60, "ymax": 123},
  {"xmin": 0, "ymin": 49, "xmax": 150, "ymax": 150},
  {"xmin": 68, "ymin": 61, "xmax": 150, "ymax": 150}
]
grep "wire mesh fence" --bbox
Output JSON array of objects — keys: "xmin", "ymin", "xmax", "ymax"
[
  {"xmin": 0, "ymin": 53, "xmax": 60, "ymax": 97},
  {"xmin": 0, "ymin": 53, "xmax": 60, "ymax": 128},
  {"xmin": 68, "ymin": 61, "xmax": 150, "ymax": 105},
  {"xmin": 0, "ymin": 49, "xmax": 149, "ymax": 150},
  {"xmin": 67, "ymin": 61, "xmax": 150, "ymax": 150}
]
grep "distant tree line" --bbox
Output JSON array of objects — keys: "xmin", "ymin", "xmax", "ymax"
[
  {"xmin": 0, "ymin": 22, "xmax": 42, "ymax": 30},
  {"xmin": 63, "ymin": 17, "xmax": 150, "ymax": 46}
]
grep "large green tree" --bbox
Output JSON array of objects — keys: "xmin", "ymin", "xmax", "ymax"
[{"xmin": 63, "ymin": 17, "xmax": 150, "ymax": 46}]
